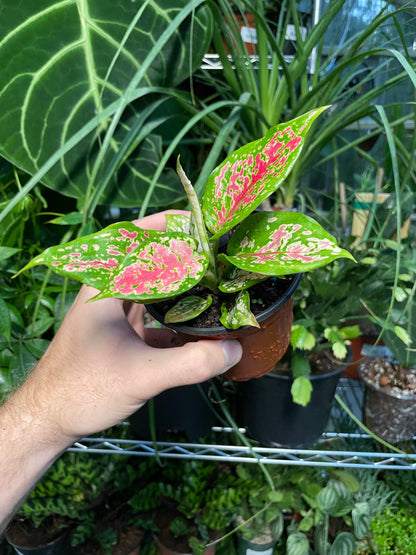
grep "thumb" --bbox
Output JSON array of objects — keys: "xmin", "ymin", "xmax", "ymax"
[{"xmin": 142, "ymin": 339, "xmax": 242, "ymax": 395}]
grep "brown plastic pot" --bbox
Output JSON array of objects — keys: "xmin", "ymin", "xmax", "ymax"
[{"xmin": 146, "ymin": 274, "xmax": 301, "ymax": 381}]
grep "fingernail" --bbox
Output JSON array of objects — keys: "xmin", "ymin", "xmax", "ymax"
[{"xmin": 221, "ymin": 340, "xmax": 243, "ymax": 370}]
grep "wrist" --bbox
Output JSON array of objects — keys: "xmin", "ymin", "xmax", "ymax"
[{"xmin": 0, "ymin": 377, "xmax": 71, "ymax": 533}]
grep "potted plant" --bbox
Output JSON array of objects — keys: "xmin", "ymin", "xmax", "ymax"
[
  {"xmin": 236, "ymin": 251, "xmax": 360, "ymax": 448},
  {"xmin": 238, "ymin": 317, "xmax": 356, "ymax": 447},
  {"xmin": 358, "ymin": 240, "xmax": 416, "ymax": 444},
  {"xmin": 20, "ymin": 108, "xmax": 353, "ymax": 381},
  {"xmin": 128, "ymin": 460, "xmax": 244, "ymax": 555},
  {"xmin": 72, "ymin": 456, "xmax": 160, "ymax": 555},
  {"xmin": 232, "ymin": 464, "xmax": 286, "ymax": 554},
  {"xmin": 202, "ymin": 0, "xmax": 415, "ymax": 211},
  {"xmin": 5, "ymin": 450, "xmax": 123, "ymax": 555},
  {"xmin": 366, "ymin": 507, "xmax": 416, "ymax": 555},
  {"xmin": 286, "ymin": 470, "xmax": 370, "ymax": 555}
]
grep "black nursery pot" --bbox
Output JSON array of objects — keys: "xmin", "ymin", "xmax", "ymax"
[
  {"xmin": 129, "ymin": 381, "xmax": 217, "ymax": 441},
  {"xmin": 6, "ymin": 529, "xmax": 73, "ymax": 555},
  {"xmin": 238, "ymin": 357, "xmax": 349, "ymax": 448}
]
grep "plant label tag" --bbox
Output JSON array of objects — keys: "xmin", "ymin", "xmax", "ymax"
[
  {"xmin": 285, "ymin": 23, "xmax": 307, "ymax": 41},
  {"xmin": 241, "ymin": 25, "xmax": 257, "ymax": 44},
  {"xmin": 361, "ymin": 343, "xmax": 393, "ymax": 359}
]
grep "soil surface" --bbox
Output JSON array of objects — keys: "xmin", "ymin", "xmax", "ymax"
[
  {"xmin": 6, "ymin": 517, "xmax": 69, "ymax": 547},
  {"xmin": 153, "ymin": 505, "xmax": 218, "ymax": 554},
  {"xmin": 359, "ymin": 357, "xmax": 416, "ymax": 396},
  {"xmin": 75, "ymin": 528, "xmax": 142, "ymax": 555},
  {"xmin": 272, "ymin": 348, "xmax": 347, "ymax": 376},
  {"xmin": 152, "ymin": 275, "xmax": 296, "ymax": 329}
]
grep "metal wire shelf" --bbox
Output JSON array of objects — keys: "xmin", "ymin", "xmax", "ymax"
[{"xmin": 69, "ymin": 379, "xmax": 416, "ymax": 470}]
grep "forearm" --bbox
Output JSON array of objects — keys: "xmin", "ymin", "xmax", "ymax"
[{"xmin": 0, "ymin": 367, "xmax": 73, "ymax": 535}]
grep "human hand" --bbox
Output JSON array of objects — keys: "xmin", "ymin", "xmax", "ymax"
[{"xmin": 21, "ymin": 210, "xmax": 242, "ymax": 445}]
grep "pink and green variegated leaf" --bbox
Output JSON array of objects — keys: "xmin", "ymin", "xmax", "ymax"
[
  {"xmin": 223, "ymin": 212, "xmax": 355, "ymax": 275},
  {"xmin": 20, "ymin": 222, "xmax": 149, "ymax": 289},
  {"xmin": 93, "ymin": 234, "xmax": 208, "ymax": 302},
  {"xmin": 165, "ymin": 295, "xmax": 212, "ymax": 324},
  {"xmin": 220, "ymin": 290, "xmax": 260, "ymax": 329},
  {"xmin": 202, "ymin": 107, "xmax": 328, "ymax": 238},
  {"xmin": 217, "ymin": 255, "xmax": 268, "ymax": 293}
]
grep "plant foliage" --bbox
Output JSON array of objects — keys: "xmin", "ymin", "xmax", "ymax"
[{"xmin": 21, "ymin": 109, "xmax": 354, "ymax": 329}]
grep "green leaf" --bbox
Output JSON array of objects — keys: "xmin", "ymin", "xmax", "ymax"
[
  {"xmin": 223, "ymin": 212, "xmax": 354, "ymax": 276},
  {"xmin": 49, "ymin": 212, "xmax": 84, "ymax": 226},
  {"xmin": 218, "ymin": 261, "xmax": 268, "ymax": 293},
  {"xmin": 351, "ymin": 503, "xmax": 370, "ymax": 540},
  {"xmin": 291, "ymin": 376, "xmax": 313, "ymax": 407},
  {"xmin": 25, "ymin": 317, "xmax": 55, "ymax": 339},
  {"xmin": 24, "ymin": 339, "xmax": 51, "ymax": 359},
  {"xmin": 22, "ymin": 221, "xmax": 209, "ymax": 302},
  {"xmin": 9, "ymin": 343, "xmax": 37, "ymax": 387},
  {"xmin": 291, "ymin": 325, "xmax": 316, "ymax": 350},
  {"xmin": 332, "ymin": 341, "xmax": 347, "ymax": 360},
  {"xmin": 165, "ymin": 295, "xmax": 212, "ymax": 323},
  {"xmin": 393, "ymin": 325, "xmax": 411, "ymax": 345},
  {"xmin": 0, "ymin": 246, "xmax": 20, "ymax": 261},
  {"xmin": 291, "ymin": 353, "xmax": 311, "ymax": 378},
  {"xmin": 328, "ymin": 532, "xmax": 356, "ymax": 555},
  {"xmin": 220, "ymin": 290, "xmax": 260, "ymax": 329},
  {"xmin": 0, "ymin": 1, "xmax": 212, "ymax": 208},
  {"xmin": 286, "ymin": 531, "xmax": 310, "ymax": 555},
  {"xmin": 394, "ymin": 286, "xmax": 408, "ymax": 302},
  {"xmin": 330, "ymin": 471, "xmax": 360, "ymax": 493},
  {"xmin": 0, "ymin": 298, "xmax": 11, "ymax": 341},
  {"xmin": 0, "ymin": 368, "xmax": 12, "ymax": 396},
  {"xmin": 338, "ymin": 325, "xmax": 361, "ymax": 340},
  {"xmin": 203, "ymin": 108, "xmax": 328, "ymax": 238}
]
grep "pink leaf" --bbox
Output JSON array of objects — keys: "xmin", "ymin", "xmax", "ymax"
[{"xmin": 202, "ymin": 108, "xmax": 328, "ymax": 237}]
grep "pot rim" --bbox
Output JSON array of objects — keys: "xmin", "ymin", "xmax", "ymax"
[
  {"xmin": 263, "ymin": 349, "xmax": 352, "ymax": 382},
  {"xmin": 266, "ymin": 362, "xmax": 347, "ymax": 382},
  {"xmin": 146, "ymin": 273, "xmax": 302, "ymax": 335},
  {"xmin": 359, "ymin": 365, "xmax": 416, "ymax": 400}
]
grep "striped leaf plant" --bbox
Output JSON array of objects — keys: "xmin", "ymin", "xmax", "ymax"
[{"xmin": 21, "ymin": 107, "xmax": 354, "ymax": 329}]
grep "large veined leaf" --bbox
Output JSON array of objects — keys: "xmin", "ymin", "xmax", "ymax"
[
  {"xmin": 0, "ymin": 0, "xmax": 212, "ymax": 207},
  {"xmin": 202, "ymin": 108, "xmax": 327, "ymax": 238},
  {"xmin": 221, "ymin": 212, "xmax": 355, "ymax": 275},
  {"xmin": 21, "ymin": 222, "xmax": 209, "ymax": 301}
]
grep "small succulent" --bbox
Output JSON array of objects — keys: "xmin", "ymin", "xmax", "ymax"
[{"xmin": 21, "ymin": 108, "xmax": 353, "ymax": 329}]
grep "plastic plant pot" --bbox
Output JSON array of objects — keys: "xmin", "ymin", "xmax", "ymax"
[
  {"xmin": 146, "ymin": 274, "xmax": 301, "ymax": 381},
  {"xmin": 237, "ymin": 534, "xmax": 276, "ymax": 554},
  {"xmin": 238, "ymin": 354, "xmax": 349, "ymax": 447},
  {"xmin": 359, "ymin": 364, "xmax": 416, "ymax": 443}
]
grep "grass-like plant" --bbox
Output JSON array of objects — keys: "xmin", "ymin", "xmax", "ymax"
[{"xmin": 21, "ymin": 108, "xmax": 353, "ymax": 329}]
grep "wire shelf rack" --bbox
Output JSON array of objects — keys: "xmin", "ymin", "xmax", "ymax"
[{"xmin": 69, "ymin": 379, "xmax": 416, "ymax": 470}]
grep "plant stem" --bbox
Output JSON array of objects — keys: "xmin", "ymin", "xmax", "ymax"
[
  {"xmin": 176, "ymin": 158, "xmax": 218, "ymax": 289},
  {"xmin": 335, "ymin": 394, "xmax": 407, "ymax": 456},
  {"xmin": 210, "ymin": 382, "xmax": 275, "ymax": 492}
]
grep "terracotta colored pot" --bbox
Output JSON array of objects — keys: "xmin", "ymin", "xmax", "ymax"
[
  {"xmin": 223, "ymin": 12, "xmax": 257, "ymax": 55},
  {"xmin": 343, "ymin": 335, "xmax": 385, "ymax": 380},
  {"xmin": 146, "ymin": 275, "xmax": 301, "ymax": 381}
]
